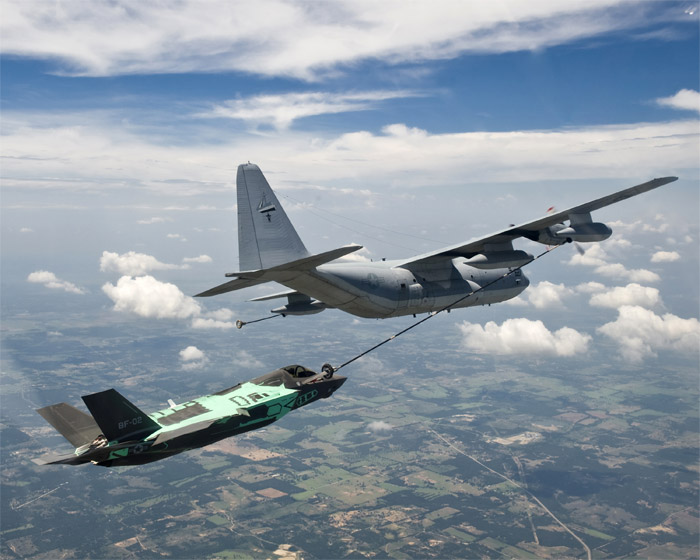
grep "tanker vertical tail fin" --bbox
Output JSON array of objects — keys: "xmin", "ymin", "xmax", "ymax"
[{"xmin": 237, "ymin": 163, "xmax": 310, "ymax": 271}]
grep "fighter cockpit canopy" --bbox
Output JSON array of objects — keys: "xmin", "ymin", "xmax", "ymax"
[{"xmin": 282, "ymin": 364, "xmax": 315, "ymax": 378}]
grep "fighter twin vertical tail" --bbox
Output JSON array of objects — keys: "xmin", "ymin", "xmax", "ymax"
[{"xmin": 81, "ymin": 389, "xmax": 160, "ymax": 442}]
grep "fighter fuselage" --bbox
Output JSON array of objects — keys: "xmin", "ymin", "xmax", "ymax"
[{"xmin": 37, "ymin": 366, "xmax": 345, "ymax": 467}]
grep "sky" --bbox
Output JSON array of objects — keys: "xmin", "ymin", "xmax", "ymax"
[{"xmin": 1, "ymin": 0, "xmax": 699, "ymax": 371}]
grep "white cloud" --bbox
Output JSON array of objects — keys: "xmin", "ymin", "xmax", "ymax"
[
  {"xmin": 20, "ymin": 227, "xmax": 33, "ymax": 233},
  {"xmin": 594, "ymin": 263, "xmax": 661, "ymax": 284},
  {"xmin": 589, "ymin": 283, "xmax": 661, "ymax": 309},
  {"xmin": 102, "ymin": 275, "xmax": 201, "ymax": 319},
  {"xmin": 100, "ymin": 250, "xmax": 188, "ymax": 276},
  {"xmin": 608, "ymin": 216, "xmax": 671, "ymax": 234},
  {"xmin": 101, "ymin": 272, "xmax": 238, "ymax": 328},
  {"xmin": 337, "ymin": 246, "xmax": 373, "ymax": 263},
  {"xmin": 526, "ymin": 281, "xmax": 573, "ymax": 309},
  {"xmin": 191, "ymin": 317, "xmax": 235, "ymax": 330},
  {"xmin": 656, "ymin": 89, "xmax": 700, "ymax": 114},
  {"xmin": 234, "ymin": 350, "xmax": 264, "ymax": 369},
  {"xmin": 179, "ymin": 345, "xmax": 205, "ymax": 361},
  {"xmin": 597, "ymin": 306, "xmax": 700, "ymax": 363},
  {"xmin": 179, "ymin": 345, "xmax": 208, "ymax": 370},
  {"xmin": 568, "ymin": 244, "xmax": 661, "ymax": 283},
  {"xmin": 27, "ymin": 270, "xmax": 86, "ymax": 294},
  {"xmin": 3, "ymin": 112, "xmax": 697, "ymax": 196},
  {"xmin": 367, "ymin": 421, "xmax": 393, "ymax": 433},
  {"xmin": 0, "ymin": 1, "xmax": 677, "ymax": 80},
  {"xmin": 650, "ymin": 250, "xmax": 680, "ymax": 263},
  {"xmin": 182, "ymin": 255, "xmax": 213, "ymax": 264},
  {"xmin": 458, "ymin": 318, "xmax": 591, "ymax": 357},
  {"xmin": 202, "ymin": 308, "xmax": 235, "ymax": 321},
  {"xmin": 206, "ymin": 90, "xmax": 423, "ymax": 130},
  {"xmin": 575, "ymin": 281, "xmax": 606, "ymax": 294}
]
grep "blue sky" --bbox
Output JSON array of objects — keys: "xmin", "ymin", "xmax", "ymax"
[{"xmin": 1, "ymin": 0, "xmax": 699, "ymax": 367}]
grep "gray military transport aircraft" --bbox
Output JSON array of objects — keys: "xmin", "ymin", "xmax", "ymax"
[
  {"xmin": 36, "ymin": 364, "xmax": 344, "ymax": 467},
  {"xmin": 196, "ymin": 163, "xmax": 677, "ymax": 320}
]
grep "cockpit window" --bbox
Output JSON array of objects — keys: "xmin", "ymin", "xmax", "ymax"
[{"xmin": 282, "ymin": 364, "xmax": 315, "ymax": 378}]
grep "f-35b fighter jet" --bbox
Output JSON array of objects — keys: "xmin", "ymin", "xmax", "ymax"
[{"xmin": 35, "ymin": 364, "xmax": 345, "ymax": 467}]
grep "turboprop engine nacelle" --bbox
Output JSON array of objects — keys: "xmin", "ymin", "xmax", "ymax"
[
  {"xmin": 544, "ymin": 222, "xmax": 612, "ymax": 243},
  {"xmin": 465, "ymin": 250, "xmax": 534, "ymax": 269},
  {"xmin": 271, "ymin": 301, "xmax": 328, "ymax": 316}
]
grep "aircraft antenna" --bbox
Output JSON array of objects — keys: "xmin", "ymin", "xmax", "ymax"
[{"xmin": 334, "ymin": 242, "xmax": 567, "ymax": 372}]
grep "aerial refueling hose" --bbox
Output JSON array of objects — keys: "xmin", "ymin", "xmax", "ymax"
[{"xmin": 332, "ymin": 243, "xmax": 566, "ymax": 373}]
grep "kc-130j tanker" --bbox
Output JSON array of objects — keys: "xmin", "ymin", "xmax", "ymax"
[
  {"xmin": 36, "ymin": 364, "xmax": 345, "ymax": 467},
  {"xmin": 196, "ymin": 163, "xmax": 677, "ymax": 321}
]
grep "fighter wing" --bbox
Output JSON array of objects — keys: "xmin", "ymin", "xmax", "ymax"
[
  {"xmin": 149, "ymin": 407, "xmax": 254, "ymax": 445},
  {"xmin": 149, "ymin": 419, "xmax": 219, "ymax": 445},
  {"xmin": 397, "ymin": 176, "xmax": 677, "ymax": 268}
]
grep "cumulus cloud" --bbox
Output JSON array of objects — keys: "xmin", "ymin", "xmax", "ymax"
[
  {"xmin": 589, "ymin": 283, "xmax": 661, "ymax": 309},
  {"xmin": 595, "ymin": 263, "xmax": 660, "ymax": 284},
  {"xmin": 607, "ymin": 216, "xmax": 670, "ymax": 235},
  {"xmin": 337, "ymin": 246, "xmax": 373, "ymax": 263},
  {"xmin": 568, "ymin": 244, "xmax": 660, "ymax": 283},
  {"xmin": 203, "ymin": 308, "xmax": 235, "ymax": 321},
  {"xmin": 234, "ymin": 350, "xmax": 264, "ymax": 369},
  {"xmin": 458, "ymin": 318, "xmax": 591, "ymax": 357},
  {"xmin": 27, "ymin": 270, "xmax": 86, "ymax": 294},
  {"xmin": 656, "ymin": 89, "xmax": 700, "ymax": 114},
  {"xmin": 367, "ymin": 421, "xmax": 394, "ymax": 433},
  {"xmin": 526, "ymin": 281, "xmax": 573, "ymax": 309},
  {"xmin": 0, "ymin": 1, "xmax": 679, "ymax": 79},
  {"xmin": 575, "ymin": 281, "xmax": 606, "ymax": 294},
  {"xmin": 102, "ymin": 275, "xmax": 201, "ymax": 319},
  {"xmin": 191, "ymin": 317, "xmax": 235, "ymax": 330},
  {"xmin": 650, "ymin": 250, "xmax": 680, "ymax": 263},
  {"xmin": 179, "ymin": 345, "xmax": 208, "ymax": 370},
  {"xmin": 100, "ymin": 251, "xmax": 187, "ymax": 276},
  {"xmin": 597, "ymin": 306, "xmax": 700, "ymax": 363},
  {"xmin": 101, "ymin": 273, "xmax": 238, "ymax": 328}
]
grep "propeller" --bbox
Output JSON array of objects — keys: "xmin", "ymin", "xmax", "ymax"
[{"xmin": 546, "ymin": 206, "xmax": 586, "ymax": 255}]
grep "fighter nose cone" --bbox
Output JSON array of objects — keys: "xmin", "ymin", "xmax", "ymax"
[
  {"xmin": 331, "ymin": 375, "xmax": 347, "ymax": 392},
  {"xmin": 322, "ymin": 375, "xmax": 347, "ymax": 398}
]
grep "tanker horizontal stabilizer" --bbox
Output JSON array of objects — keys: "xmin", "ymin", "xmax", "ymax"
[
  {"xmin": 195, "ymin": 245, "xmax": 362, "ymax": 298},
  {"xmin": 248, "ymin": 289, "xmax": 300, "ymax": 302}
]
